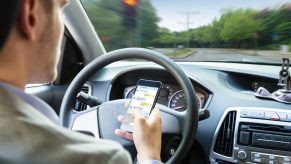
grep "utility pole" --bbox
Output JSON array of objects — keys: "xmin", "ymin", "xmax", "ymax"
[{"xmin": 177, "ymin": 11, "xmax": 200, "ymax": 48}]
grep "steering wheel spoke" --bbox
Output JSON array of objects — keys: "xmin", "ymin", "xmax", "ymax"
[{"xmin": 71, "ymin": 107, "xmax": 100, "ymax": 138}]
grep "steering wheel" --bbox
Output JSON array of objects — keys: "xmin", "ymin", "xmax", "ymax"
[{"xmin": 60, "ymin": 48, "xmax": 199, "ymax": 164}]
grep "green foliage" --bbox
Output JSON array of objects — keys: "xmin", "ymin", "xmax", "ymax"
[
  {"xmin": 274, "ymin": 22, "xmax": 291, "ymax": 43},
  {"xmin": 138, "ymin": 0, "xmax": 160, "ymax": 47},
  {"xmin": 155, "ymin": 4, "xmax": 291, "ymax": 49},
  {"xmin": 82, "ymin": 0, "xmax": 291, "ymax": 50},
  {"xmin": 220, "ymin": 9, "xmax": 263, "ymax": 42},
  {"xmin": 256, "ymin": 5, "xmax": 291, "ymax": 46},
  {"xmin": 154, "ymin": 28, "xmax": 185, "ymax": 47},
  {"xmin": 82, "ymin": 0, "xmax": 125, "ymax": 51},
  {"xmin": 194, "ymin": 25, "xmax": 217, "ymax": 43}
]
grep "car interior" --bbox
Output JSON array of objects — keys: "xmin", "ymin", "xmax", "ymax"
[{"xmin": 25, "ymin": 0, "xmax": 291, "ymax": 163}]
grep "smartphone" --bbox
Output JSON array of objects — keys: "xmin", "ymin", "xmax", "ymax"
[{"xmin": 120, "ymin": 79, "xmax": 162, "ymax": 132}]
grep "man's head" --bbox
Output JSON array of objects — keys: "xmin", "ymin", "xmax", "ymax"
[{"xmin": 0, "ymin": 0, "xmax": 68, "ymax": 88}]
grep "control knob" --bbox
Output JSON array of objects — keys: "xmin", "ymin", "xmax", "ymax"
[{"xmin": 237, "ymin": 150, "xmax": 247, "ymax": 160}]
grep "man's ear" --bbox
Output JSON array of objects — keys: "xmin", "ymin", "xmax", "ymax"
[{"xmin": 18, "ymin": 0, "xmax": 38, "ymax": 41}]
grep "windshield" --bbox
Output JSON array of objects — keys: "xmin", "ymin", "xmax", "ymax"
[{"xmin": 81, "ymin": 0, "xmax": 291, "ymax": 64}]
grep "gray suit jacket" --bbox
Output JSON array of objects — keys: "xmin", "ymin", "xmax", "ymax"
[{"xmin": 0, "ymin": 86, "xmax": 131, "ymax": 164}]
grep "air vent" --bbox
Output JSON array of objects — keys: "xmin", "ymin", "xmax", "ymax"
[
  {"xmin": 74, "ymin": 85, "xmax": 90, "ymax": 111},
  {"xmin": 214, "ymin": 111, "xmax": 237, "ymax": 157}
]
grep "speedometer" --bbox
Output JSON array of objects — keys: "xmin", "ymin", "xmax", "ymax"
[
  {"xmin": 125, "ymin": 87, "xmax": 136, "ymax": 99},
  {"xmin": 168, "ymin": 90, "xmax": 202, "ymax": 111}
]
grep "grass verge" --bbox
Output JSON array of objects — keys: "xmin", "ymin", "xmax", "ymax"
[{"xmin": 164, "ymin": 48, "xmax": 196, "ymax": 58}]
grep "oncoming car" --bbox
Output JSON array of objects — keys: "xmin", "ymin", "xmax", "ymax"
[{"xmin": 8, "ymin": 0, "xmax": 291, "ymax": 163}]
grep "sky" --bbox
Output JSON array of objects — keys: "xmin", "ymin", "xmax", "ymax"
[{"xmin": 151, "ymin": 0, "xmax": 291, "ymax": 32}]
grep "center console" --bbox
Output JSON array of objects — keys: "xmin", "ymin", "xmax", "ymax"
[{"xmin": 210, "ymin": 107, "xmax": 291, "ymax": 164}]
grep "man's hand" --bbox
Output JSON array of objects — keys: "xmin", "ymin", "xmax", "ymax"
[
  {"xmin": 133, "ymin": 107, "xmax": 162, "ymax": 162},
  {"xmin": 115, "ymin": 106, "xmax": 162, "ymax": 162}
]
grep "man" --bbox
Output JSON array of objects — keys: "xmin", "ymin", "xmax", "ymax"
[{"xmin": 0, "ymin": 0, "xmax": 162, "ymax": 163}]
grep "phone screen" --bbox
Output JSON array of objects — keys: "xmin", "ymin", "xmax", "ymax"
[
  {"xmin": 121, "ymin": 80, "xmax": 161, "ymax": 132},
  {"xmin": 129, "ymin": 85, "xmax": 159, "ymax": 118}
]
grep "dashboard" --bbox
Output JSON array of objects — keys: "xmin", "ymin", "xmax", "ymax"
[{"xmin": 83, "ymin": 61, "xmax": 291, "ymax": 163}]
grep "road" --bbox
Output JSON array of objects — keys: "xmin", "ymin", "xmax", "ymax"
[{"xmin": 157, "ymin": 48, "xmax": 288, "ymax": 63}]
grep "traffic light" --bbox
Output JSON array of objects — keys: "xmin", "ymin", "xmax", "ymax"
[
  {"xmin": 123, "ymin": 0, "xmax": 138, "ymax": 7},
  {"xmin": 122, "ymin": 0, "xmax": 139, "ymax": 30}
]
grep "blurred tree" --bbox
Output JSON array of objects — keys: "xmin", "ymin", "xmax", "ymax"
[
  {"xmin": 81, "ymin": 0, "xmax": 160, "ymax": 50},
  {"xmin": 258, "ymin": 5, "xmax": 291, "ymax": 47},
  {"xmin": 209, "ymin": 19, "xmax": 223, "ymax": 47},
  {"xmin": 138, "ymin": 0, "xmax": 160, "ymax": 47},
  {"xmin": 154, "ymin": 28, "xmax": 176, "ymax": 47},
  {"xmin": 274, "ymin": 22, "xmax": 291, "ymax": 43},
  {"xmin": 82, "ymin": 0, "xmax": 126, "ymax": 51},
  {"xmin": 220, "ymin": 9, "xmax": 264, "ymax": 48},
  {"xmin": 82, "ymin": 0, "xmax": 291, "ymax": 50}
]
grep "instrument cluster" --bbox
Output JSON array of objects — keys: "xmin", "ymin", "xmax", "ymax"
[{"xmin": 124, "ymin": 83, "xmax": 207, "ymax": 111}]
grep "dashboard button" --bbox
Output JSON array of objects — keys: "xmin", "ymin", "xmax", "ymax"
[
  {"xmin": 271, "ymin": 113, "xmax": 280, "ymax": 121},
  {"xmin": 252, "ymin": 157, "xmax": 262, "ymax": 163},
  {"xmin": 251, "ymin": 152, "xmax": 260, "ymax": 158},
  {"xmin": 278, "ymin": 156, "xmax": 285, "ymax": 162},
  {"xmin": 268, "ymin": 160, "xmax": 279, "ymax": 164},
  {"xmin": 237, "ymin": 150, "xmax": 247, "ymax": 160},
  {"xmin": 265, "ymin": 111, "xmax": 276, "ymax": 119},
  {"xmin": 239, "ymin": 131, "xmax": 250, "ymax": 145},
  {"xmin": 254, "ymin": 153, "xmax": 261, "ymax": 158},
  {"xmin": 277, "ymin": 112, "xmax": 288, "ymax": 121},
  {"xmin": 283, "ymin": 157, "xmax": 291, "ymax": 162},
  {"xmin": 241, "ymin": 110, "xmax": 264, "ymax": 119},
  {"xmin": 260, "ymin": 153, "xmax": 269, "ymax": 158},
  {"xmin": 269, "ymin": 155, "xmax": 276, "ymax": 160},
  {"xmin": 241, "ymin": 111, "xmax": 248, "ymax": 117},
  {"xmin": 249, "ymin": 111, "xmax": 265, "ymax": 119}
]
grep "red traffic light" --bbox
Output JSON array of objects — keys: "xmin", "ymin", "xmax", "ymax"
[{"xmin": 123, "ymin": 0, "xmax": 139, "ymax": 7}]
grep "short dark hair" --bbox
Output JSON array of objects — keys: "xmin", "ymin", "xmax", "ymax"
[
  {"xmin": 0, "ymin": 0, "xmax": 54, "ymax": 51},
  {"xmin": 0, "ymin": 1, "xmax": 21, "ymax": 50}
]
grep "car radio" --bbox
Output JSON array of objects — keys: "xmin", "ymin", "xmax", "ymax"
[
  {"xmin": 238, "ymin": 123, "xmax": 291, "ymax": 151},
  {"xmin": 210, "ymin": 107, "xmax": 291, "ymax": 164}
]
